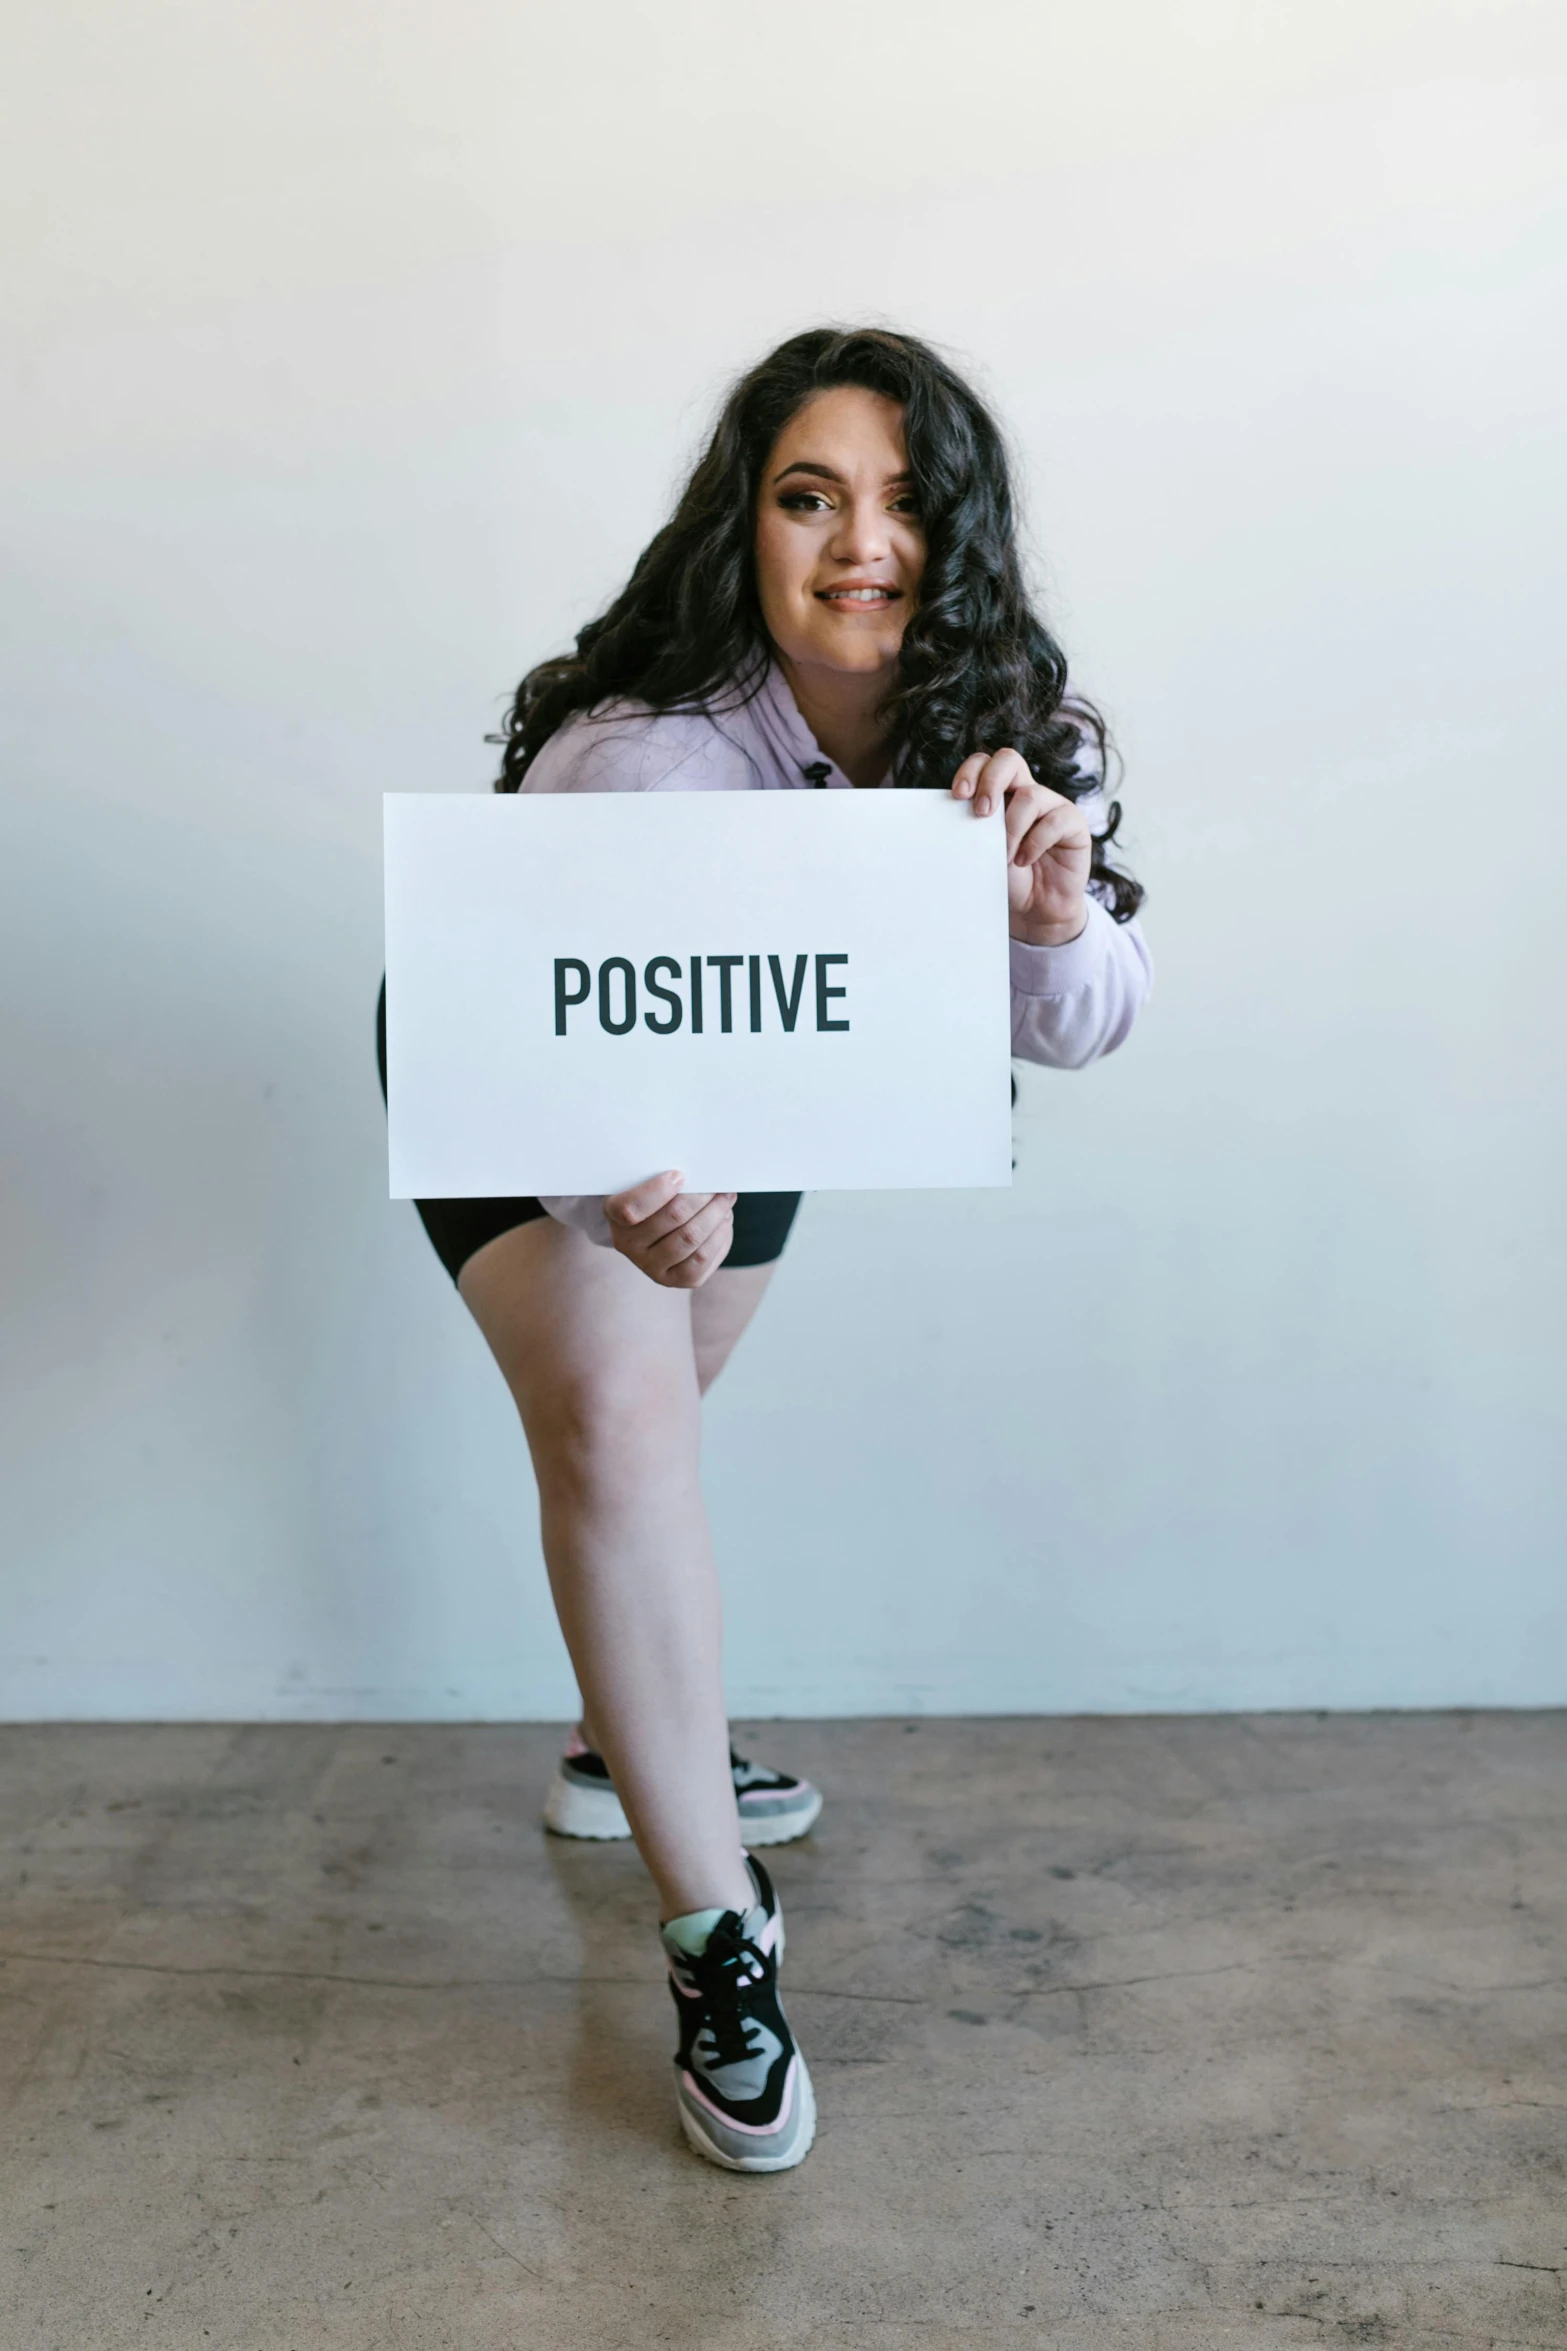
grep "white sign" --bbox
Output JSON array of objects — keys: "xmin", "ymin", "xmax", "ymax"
[{"xmin": 384, "ymin": 789, "xmax": 1013, "ymax": 1197}]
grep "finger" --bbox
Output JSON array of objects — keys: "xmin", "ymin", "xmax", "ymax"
[
  {"xmin": 656, "ymin": 1196, "xmax": 736, "ymax": 1268},
  {"xmin": 624, "ymin": 1191, "xmax": 728, "ymax": 1263},
  {"xmin": 973, "ymin": 747, "xmax": 1025, "ymax": 817},
  {"xmin": 644, "ymin": 1195, "xmax": 736, "ymax": 1275},
  {"xmin": 619, "ymin": 1188, "xmax": 729, "ymax": 1250},
  {"xmin": 647, "ymin": 1213, "xmax": 735, "ymax": 1287},
  {"xmin": 1012, "ymin": 803, "xmax": 1086, "ymax": 867},
  {"xmin": 681, "ymin": 1238, "xmax": 732, "ymax": 1290},
  {"xmin": 624, "ymin": 1194, "xmax": 709, "ymax": 1250},
  {"xmin": 951, "ymin": 752, "xmax": 989, "ymax": 800},
  {"xmin": 1003, "ymin": 780, "xmax": 1047, "ymax": 862},
  {"xmin": 607, "ymin": 1169, "xmax": 686, "ymax": 1227},
  {"xmin": 659, "ymin": 1223, "xmax": 735, "ymax": 1287}
]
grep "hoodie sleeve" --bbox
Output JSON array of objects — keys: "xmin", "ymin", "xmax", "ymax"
[
  {"xmin": 1009, "ymin": 893, "xmax": 1153, "ymax": 1069},
  {"xmin": 534, "ymin": 1193, "xmax": 616, "ymax": 1246}
]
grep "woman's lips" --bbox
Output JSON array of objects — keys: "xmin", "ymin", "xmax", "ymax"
[{"xmin": 816, "ymin": 584, "xmax": 900, "ymax": 607}]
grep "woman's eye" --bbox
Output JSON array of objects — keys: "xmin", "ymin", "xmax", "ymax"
[{"xmin": 778, "ymin": 491, "xmax": 830, "ymax": 513}]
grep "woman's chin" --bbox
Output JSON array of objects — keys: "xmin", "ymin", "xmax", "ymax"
[{"xmin": 787, "ymin": 634, "xmax": 904, "ymax": 680}]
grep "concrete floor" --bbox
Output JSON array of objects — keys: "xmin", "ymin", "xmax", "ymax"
[{"xmin": 0, "ymin": 1717, "xmax": 1563, "ymax": 2350}]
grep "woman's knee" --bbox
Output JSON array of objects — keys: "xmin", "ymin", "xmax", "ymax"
[{"xmin": 523, "ymin": 1361, "xmax": 698, "ymax": 1512}]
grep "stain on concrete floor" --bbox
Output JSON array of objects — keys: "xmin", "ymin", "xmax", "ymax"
[{"xmin": 0, "ymin": 1713, "xmax": 1563, "ymax": 2349}]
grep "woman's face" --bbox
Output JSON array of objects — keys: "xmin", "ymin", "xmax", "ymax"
[{"xmin": 754, "ymin": 386, "xmax": 926, "ymax": 685}]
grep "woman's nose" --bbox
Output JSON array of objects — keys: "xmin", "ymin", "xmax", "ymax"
[{"xmin": 828, "ymin": 495, "xmax": 891, "ymax": 566}]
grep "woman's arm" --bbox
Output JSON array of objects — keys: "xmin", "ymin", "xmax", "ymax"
[
  {"xmin": 1009, "ymin": 897, "xmax": 1153, "ymax": 1069},
  {"xmin": 952, "ymin": 747, "xmax": 1153, "ymax": 1070}
]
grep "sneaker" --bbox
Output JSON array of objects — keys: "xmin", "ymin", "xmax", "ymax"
[
  {"xmin": 543, "ymin": 1729, "xmax": 823, "ymax": 1847},
  {"xmin": 662, "ymin": 1853, "xmax": 816, "ymax": 2172}
]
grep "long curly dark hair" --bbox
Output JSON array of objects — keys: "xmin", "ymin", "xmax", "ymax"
[{"xmin": 493, "ymin": 326, "xmax": 1142, "ymax": 920}]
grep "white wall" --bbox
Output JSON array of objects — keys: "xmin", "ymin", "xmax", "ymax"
[{"xmin": 3, "ymin": 0, "xmax": 1564, "ymax": 1720}]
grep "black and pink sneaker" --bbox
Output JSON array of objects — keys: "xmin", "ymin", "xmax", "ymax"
[
  {"xmin": 543, "ymin": 1729, "xmax": 823, "ymax": 1846},
  {"xmin": 661, "ymin": 1853, "xmax": 816, "ymax": 2172}
]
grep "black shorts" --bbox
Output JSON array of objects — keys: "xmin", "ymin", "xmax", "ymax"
[{"xmin": 376, "ymin": 981, "xmax": 801, "ymax": 1285}]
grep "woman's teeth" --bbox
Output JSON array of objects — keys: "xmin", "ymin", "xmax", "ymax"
[{"xmin": 823, "ymin": 587, "xmax": 893, "ymax": 602}]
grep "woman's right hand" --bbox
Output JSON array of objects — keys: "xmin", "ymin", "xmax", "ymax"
[{"xmin": 604, "ymin": 1171, "xmax": 736, "ymax": 1288}]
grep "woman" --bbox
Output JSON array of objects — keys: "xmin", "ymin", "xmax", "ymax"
[{"xmin": 380, "ymin": 327, "xmax": 1151, "ymax": 2172}]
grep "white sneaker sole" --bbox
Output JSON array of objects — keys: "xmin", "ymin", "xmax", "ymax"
[
  {"xmin": 542, "ymin": 1774, "xmax": 632, "ymax": 1840},
  {"xmin": 740, "ymin": 1786, "xmax": 823, "ymax": 1846},
  {"xmin": 677, "ymin": 2056, "xmax": 817, "ymax": 2173},
  {"xmin": 542, "ymin": 1771, "xmax": 823, "ymax": 1847}
]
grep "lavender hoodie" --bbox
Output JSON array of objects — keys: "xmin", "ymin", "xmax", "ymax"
[{"xmin": 521, "ymin": 663, "xmax": 1152, "ymax": 1242}]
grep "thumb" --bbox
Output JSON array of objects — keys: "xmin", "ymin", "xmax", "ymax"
[{"xmin": 609, "ymin": 1170, "xmax": 684, "ymax": 1227}]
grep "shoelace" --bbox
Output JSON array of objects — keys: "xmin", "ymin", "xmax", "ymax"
[{"xmin": 686, "ymin": 1915, "xmax": 769, "ymax": 2070}]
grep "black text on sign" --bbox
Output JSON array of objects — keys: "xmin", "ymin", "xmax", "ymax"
[{"xmin": 554, "ymin": 954, "xmax": 850, "ymax": 1037}]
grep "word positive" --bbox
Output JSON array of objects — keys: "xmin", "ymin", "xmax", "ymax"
[{"xmin": 555, "ymin": 954, "xmax": 850, "ymax": 1037}]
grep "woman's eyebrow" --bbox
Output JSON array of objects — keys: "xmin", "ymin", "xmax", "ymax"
[{"xmin": 773, "ymin": 460, "xmax": 914, "ymax": 486}]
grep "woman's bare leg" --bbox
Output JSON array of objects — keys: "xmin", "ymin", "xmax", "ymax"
[
  {"xmin": 572, "ymin": 1264, "xmax": 776, "ymax": 1764},
  {"xmin": 458, "ymin": 1219, "xmax": 771, "ymax": 1920},
  {"xmin": 691, "ymin": 1263, "xmax": 775, "ymax": 1395}
]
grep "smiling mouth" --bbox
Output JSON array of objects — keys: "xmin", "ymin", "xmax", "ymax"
[{"xmin": 817, "ymin": 585, "xmax": 901, "ymax": 607}]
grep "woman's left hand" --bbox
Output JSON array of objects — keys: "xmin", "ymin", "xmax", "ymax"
[{"xmin": 952, "ymin": 748, "xmax": 1092, "ymax": 946}]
